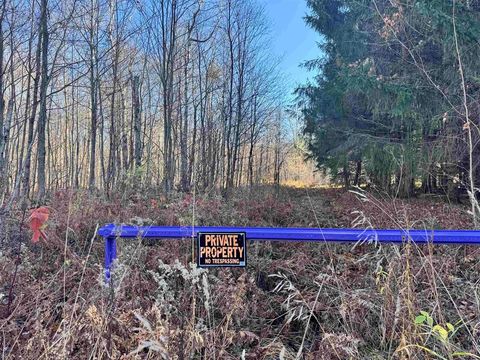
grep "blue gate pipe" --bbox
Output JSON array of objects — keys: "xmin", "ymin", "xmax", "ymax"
[{"xmin": 98, "ymin": 224, "xmax": 480, "ymax": 282}]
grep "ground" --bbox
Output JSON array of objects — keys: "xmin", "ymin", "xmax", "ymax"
[{"xmin": 0, "ymin": 186, "xmax": 479, "ymax": 359}]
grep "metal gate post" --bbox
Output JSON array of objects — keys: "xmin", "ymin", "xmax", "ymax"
[{"xmin": 104, "ymin": 236, "xmax": 117, "ymax": 283}]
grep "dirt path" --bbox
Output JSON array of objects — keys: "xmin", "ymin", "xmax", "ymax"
[{"xmin": 276, "ymin": 187, "xmax": 339, "ymax": 228}]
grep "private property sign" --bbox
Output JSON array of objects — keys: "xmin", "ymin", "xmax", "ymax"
[{"xmin": 197, "ymin": 232, "xmax": 246, "ymax": 267}]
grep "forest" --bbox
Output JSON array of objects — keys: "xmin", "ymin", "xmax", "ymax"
[
  {"xmin": 0, "ymin": 0, "xmax": 291, "ymax": 202},
  {"xmin": 300, "ymin": 0, "xmax": 480, "ymax": 210},
  {"xmin": 1, "ymin": 0, "xmax": 480, "ymax": 359}
]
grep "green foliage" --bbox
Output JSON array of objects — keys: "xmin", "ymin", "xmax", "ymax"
[
  {"xmin": 300, "ymin": 0, "xmax": 480, "ymax": 197},
  {"xmin": 409, "ymin": 311, "xmax": 480, "ymax": 359}
]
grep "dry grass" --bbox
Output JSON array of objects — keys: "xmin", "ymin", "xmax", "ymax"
[{"xmin": 0, "ymin": 186, "xmax": 479, "ymax": 359}]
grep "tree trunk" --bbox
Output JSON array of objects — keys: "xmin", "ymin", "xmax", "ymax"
[
  {"xmin": 180, "ymin": 50, "xmax": 189, "ymax": 192},
  {"xmin": 36, "ymin": 0, "xmax": 49, "ymax": 200},
  {"xmin": 343, "ymin": 162, "xmax": 350, "ymax": 190},
  {"xmin": 0, "ymin": 5, "xmax": 6, "ymax": 197},
  {"xmin": 88, "ymin": 16, "xmax": 98, "ymax": 189},
  {"xmin": 23, "ymin": 0, "xmax": 43, "ymax": 197},
  {"xmin": 132, "ymin": 75, "xmax": 142, "ymax": 169},
  {"xmin": 353, "ymin": 160, "xmax": 362, "ymax": 186}
]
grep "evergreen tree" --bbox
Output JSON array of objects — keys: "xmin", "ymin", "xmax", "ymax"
[{"xmin": 300, "ymin": 0, "xmax": 480, "ymax": 199}]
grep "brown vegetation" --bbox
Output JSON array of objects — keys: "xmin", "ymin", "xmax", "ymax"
[{"xmin": 1, "ymin": 187, "xmax": 479, "ymax": 359}]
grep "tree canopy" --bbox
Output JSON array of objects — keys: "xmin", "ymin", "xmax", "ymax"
[{"xmin": 300, "ymin": 0, "xmax": 480, "ymax": 200}]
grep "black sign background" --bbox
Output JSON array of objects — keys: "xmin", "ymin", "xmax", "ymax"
[{"xmin": 197, "ymin": 232, "xmax": 246, "ymax": 267}]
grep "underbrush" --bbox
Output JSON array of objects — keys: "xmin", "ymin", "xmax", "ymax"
[{"xmin": 0, "ymin": 186, "xmax": 479, "ymax": 359}]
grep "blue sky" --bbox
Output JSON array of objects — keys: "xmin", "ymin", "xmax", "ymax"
[{"xmin": 261, "ymin": 0, "xmax": 321, "ymax": 100}]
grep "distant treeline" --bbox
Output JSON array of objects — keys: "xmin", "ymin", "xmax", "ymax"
[
  {"xmin": 300, "ymin": 0, "xmax": 480, "ymax": 203},
  {"xmin": 0, "ymin": 0, "xmax": 289, "ymax": 204}
]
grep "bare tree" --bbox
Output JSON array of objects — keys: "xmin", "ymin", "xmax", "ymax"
[{"xmin": 0, "ymin": 0, "xmax": 283, "ymax": 200}]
